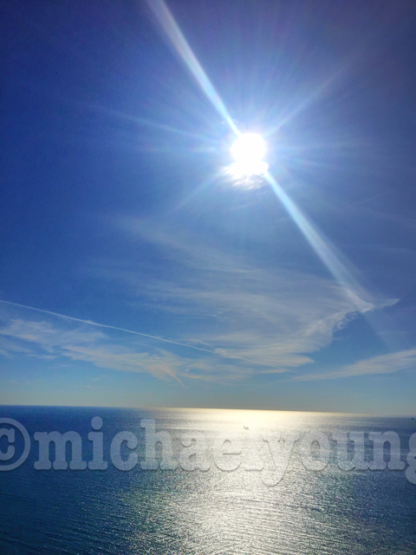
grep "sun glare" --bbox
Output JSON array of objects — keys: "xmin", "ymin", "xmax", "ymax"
[{"xmin": 230, "ymin": 132, "xmax": 268, "ymax": 177}]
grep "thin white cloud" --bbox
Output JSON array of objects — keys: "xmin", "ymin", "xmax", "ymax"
[
  {"xmin": 296, "ymin": 348, "xmax": 416, "ymax": 381},
  {"xmin": 89, "ymin": 216, "xmax": 391, "ymax": 372},
  {"xmin": 0, "ymin": 219, "xmax": 396, "ymax": 383},
  {"xmin": 0, "ymin": 313, "xmax": 254, "ymax": 383}
]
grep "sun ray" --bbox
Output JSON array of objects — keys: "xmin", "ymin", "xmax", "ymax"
[
  {"xmin": 146, "ymin": 0, "xmax": 375, "ymax": 316},
  {"xmin": 265, "ymin": 171, "xmax": 374, "ymax": 311},
  {"xmin": 146, "ymin": 0, "xmax": 239, "ymax": 136}
]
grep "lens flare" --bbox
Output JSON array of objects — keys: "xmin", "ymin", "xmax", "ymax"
[
  {"xmin": 146, "ymin": 0, "xmax": 375, "ymax": 317},
  {"xmin": 146, "ymin": 0, "xmax": 238, "ymax": 136}
]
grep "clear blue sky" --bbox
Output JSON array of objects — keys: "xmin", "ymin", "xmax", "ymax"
[{"xmin": 1, "ymin": 0, "xmax": 416, "ymax": 414}]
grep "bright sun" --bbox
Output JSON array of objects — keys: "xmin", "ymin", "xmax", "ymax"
[{"xmin": 230, "ymin": 132, "xmax": 268, "ymax": 177}]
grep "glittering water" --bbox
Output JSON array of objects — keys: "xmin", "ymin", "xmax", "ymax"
[{"xmin": 0, "ymin": 406, "xmax": 415, "ymax": 554}]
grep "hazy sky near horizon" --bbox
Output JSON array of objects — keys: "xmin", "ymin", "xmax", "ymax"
[{"xmin": 1, "ymin": 0, "xmax": 416, "ymax": 414}]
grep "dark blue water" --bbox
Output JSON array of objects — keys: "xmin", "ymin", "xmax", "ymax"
[{"xmin": 0, "ymin": 406, "xmax": 415, "ymax": 554}]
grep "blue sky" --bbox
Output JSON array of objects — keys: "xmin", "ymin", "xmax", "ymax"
[{"xmin": 1, "ymin": 0, "xmax": 416, "ymax": 414}]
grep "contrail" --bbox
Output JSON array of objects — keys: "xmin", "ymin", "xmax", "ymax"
[{"xmin": 0, "ymin": 299, "xmax": 271, "ymax": 367}]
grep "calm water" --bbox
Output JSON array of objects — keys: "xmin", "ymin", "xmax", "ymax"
[{"xmin": 0, "ymin": 406, "xmax": 415, "ymax": 554}]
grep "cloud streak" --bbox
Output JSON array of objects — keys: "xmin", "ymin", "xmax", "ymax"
[
  {"xmin": 86, "ymin": 217, "xmax": 393, "ymax": 373},
  {"xmin": 0, "ymin": 220, "xmax": 397, "ymax": 383},
  {"xmin": 296, "ymin": 348, "xmax": 416, "ymax": 381},
  {"xmin": 0, "ymin": 315, "xmax": 257, "ymax": 383}
]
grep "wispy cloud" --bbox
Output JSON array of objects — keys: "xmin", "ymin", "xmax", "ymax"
[
  {"xmin": 296, "ymin": 348, "xmax": 416, "ymax": 381},
  {"xmin": 0, "ymin": 312, "xmax": 256, "ymax": 383},
  {"xmin": 0, "ymin": 315, "xmax": 181, "ymax": 381},
  {"xmin": 84, "ymin": 217, "xmax": 394, "ymax": 373},
  {"xmin": 0, "ymin": 219, "xmax": 396, "ymax": 383}
]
